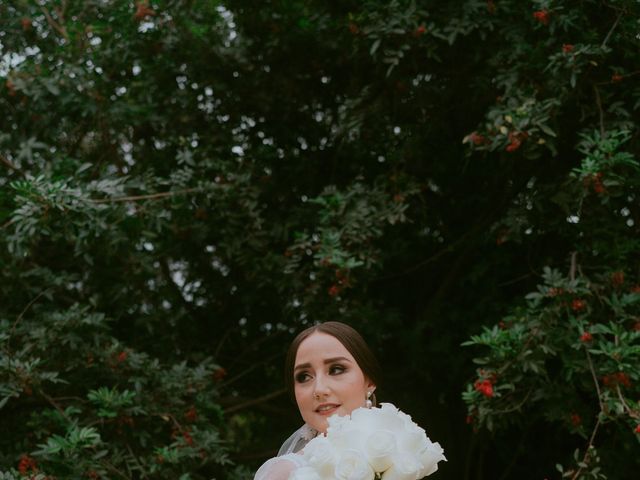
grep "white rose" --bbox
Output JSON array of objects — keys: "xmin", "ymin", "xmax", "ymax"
[
  {"xmin": 351, "ymin": 403, "xmax": 403, "ymax": 434},
  {"xmin": 364, "ymin": 430, "xmax": 397, "ymax": 472},
  {"xmin": 327, "ymin": 421, "xmax": 365, "ymax": 452},
  {"xmin": 381, "ymin": 452, "xmax": 422, "ymax": 480},
  {"xmin": 390, "ymin": 406, "xmax": 414, "ymax": 429},
  {"xmin": 326, "ymin": 413, "xmax": 351, "ymax": 434},
  {"xmin": 335, "ymin": 449, "xmax": 375, "ymax": 480},
  {"xmin": 397, "ymin": 429, "xmax": 425, "ymax": 456},
  {"xmin": 288, "ymin": 466, "xmax": 322, "ymax": 480},
  {"xmin": 323, "ymin": 402, "xmax": 445, "ymax": 480},
  {"xmin": 417, "ymin": 441, "xmax": 446, "ymax": 478},
  {"xmin": 379, "ymin": 403, "xmax": 399, "ymax": 414},
  {"xmin": 304, "ymin": 436, "xmax": 337, "ymax": 477}
]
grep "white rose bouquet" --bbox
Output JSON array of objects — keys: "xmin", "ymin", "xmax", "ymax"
[{"xmin": 289, "ymin": 403, "xmax": 446, "ymax": 480}]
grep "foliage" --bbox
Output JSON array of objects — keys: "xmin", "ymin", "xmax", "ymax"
[
  {"xmin": 1, "ymin": 0, "xmax": 639, "ymax": 479},
  {"xmin": 463, "ymin": 266, "xmax": 640, "ymax": 477}
]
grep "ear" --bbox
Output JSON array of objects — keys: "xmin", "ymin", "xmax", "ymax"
[{"xmin": 366, "ymin": 380, "xmax": 376, "ymax": 392}]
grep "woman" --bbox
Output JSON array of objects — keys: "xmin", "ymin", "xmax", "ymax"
[{"xmin": 254, "ymin": 321, "xmax": 382, "ymax": 480}]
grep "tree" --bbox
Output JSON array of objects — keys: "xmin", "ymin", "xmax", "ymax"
[{"xmin": 1, "ymin": 1, "xmax": 639, "ymax": 479}]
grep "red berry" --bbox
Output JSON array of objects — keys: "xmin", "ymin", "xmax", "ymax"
[
  {"xmin": 611, "ymin": 74, "xmax": 623, "ymax": 83},
  {"xmin": 6, "ymin": 79, "xmax": 16, "ymax": 96},
  {"xmin": 562, "ymin": 44, "xmax": 574, "ymax": 54},
  {"xmin": 635, "ymin": 425, "xmax": 640, "ymax": 434},
  {"xmin": 18, "ymin": 455, "xmax": 37, "ymax": 475},
  {"xmin": 505, "ymin": 138, "xmax": 521, "ymax": 152},
  {"xmin": 505, "ymin": 131, "xmax": 525, "ymax": 152},
  {"xmin": 117, "ymin": 351, "xmax": 128, "ymax": 363},
  {"xmin": 593, "ymin": 177, "xmax": 606, "ymax": 194},
  {"xmin": 611, "ymin": 271, "xmax": 625, "ymax": 287},
  {"xmin": 328, "ymin": 284, "xmax": 340, "ymax": 297},
  {"xmin": 395, "ymin": 81, "xmax": 408, "ymax": 92},
  {"xmin": 533, "ymin": 10, "xmax": 550, "ymax": 25},
  {"xmin": 571, "ymin": 299, "xmax": 586, "ymax": 312},
  {"xmin": 469, "ymin": 132, "xmax": 486, "ymax": 145},
  {"xmin": 134, "ymin": 1, "xmax": 155, "ymax": 21},
  {"xmin": 603, "ymin": 372, "xmax": 632, "ymax": 389},
  {"xmin": 570, "ymin": 413, "xmax": 582, "ymax": 426},
  {"xmin": 184, "ymin": 406, "xmax": 198, "ymax": 422},
  {"xmin": 348, "ymin": 23, "xmax": 359, "ymax": 35},
  {"xmin": 474, "ymin": 379, "xmax": 494, "ymax": 398},
  {"xmin": 580, "ymin": 331, "xmax": 593, "ymax": 343},
  {"xmin": 213, "ymin": 367, "xmax": 227, "ymax": 381},
  {"xmin": 496, "ymin": 229, "xmax": 509, "ymax": 245},
  {"xmin": 615, "ymin": 372, "xmax": 631, "ymax": 388},
  {"xmin": 413, "ymin": 25, "xmax": 426, "ymax": 37},
  {"xmin": 183, "ymin": 430, "xmax": 194, "ymax": 446}
]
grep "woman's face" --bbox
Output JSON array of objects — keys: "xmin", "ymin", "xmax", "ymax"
[{"xmin": 293, "ymin": 332, "xmax": 375, "ymax": 433}]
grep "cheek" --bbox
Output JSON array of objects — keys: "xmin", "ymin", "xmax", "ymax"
[
  {"xmin": 294, "ymin": 385, "xmax": 309, "ymax": 409},
  {"xmin": 341, "ymin": 373, "xmax": 367, "ymax": 401}
]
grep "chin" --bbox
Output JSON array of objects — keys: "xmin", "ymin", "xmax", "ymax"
[{"xmin": 317, "ymin": 416, "xmax": 330, "ymax": 430}]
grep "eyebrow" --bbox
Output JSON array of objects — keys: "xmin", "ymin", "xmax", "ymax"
[{"xmin": 294, "ymin": 356, "xmax": 351, "ymax": 372}]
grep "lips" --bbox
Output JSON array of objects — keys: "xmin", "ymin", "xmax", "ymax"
[{"xmin": 315, "ymin": 403, "xmax": 341, "ymax": 416}]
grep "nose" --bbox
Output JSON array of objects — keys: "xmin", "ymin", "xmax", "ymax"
[{"xmin": 313, "ymin": 373, "xmax": 331, "ymax": 399}]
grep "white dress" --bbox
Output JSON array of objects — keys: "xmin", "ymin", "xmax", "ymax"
[{"xmin": 253, "ymin": 453, "xmax": 308, "ymax": 480}]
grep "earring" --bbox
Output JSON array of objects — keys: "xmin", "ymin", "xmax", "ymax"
[{"xmin": 365, "ymin": 391, "xmax": 373, "ymax": 409}]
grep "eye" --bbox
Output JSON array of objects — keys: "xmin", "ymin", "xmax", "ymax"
[
  {"xmin": 329, "ymin": 364, "xmax": 346, "ymax": 375},
  {"xmin": 295, "ymin": 372, "xmax": 311, "ymax": 383}
]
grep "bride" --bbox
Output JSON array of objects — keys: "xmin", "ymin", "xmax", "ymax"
[{"xmin": 254, "ymin": 321, "xmax": 382, "ymax": 480}]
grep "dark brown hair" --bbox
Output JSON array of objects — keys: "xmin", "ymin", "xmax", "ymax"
[{"xmin": 284, "ymin": 321, "xmax": 382, "ymax": 404}]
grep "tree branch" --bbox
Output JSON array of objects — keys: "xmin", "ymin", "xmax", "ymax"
[
  {"xmin": 227, "ymin": 330, "xmax": 285, "ymax": 369},
  {"xmin": 585, "ymin": 347, "xmax": 604, "ymax": 413},
  {"xmin": 492, "ymin": 389, "xmax": 532, "ymax": 414},
  {"xmin": 570, "ymin": 418, "xmax": 601, "ymax": 480},
  {"xmin": 601, "ymin": 12, "xmax": 623, "ymax": 49},
  {"xmin": 89, "ymin": 187, "xmax": 203, "ymax": 203},
  {"xmin": 223, "ymin": 388, "xmax": 287, "ymax": 414},
  {"xmin": 612, "ymin": 335, "xmax": 640, "ymax": 419},
  {"xmin": 98, "ymin": 457, "xmax": 132, "ymax": 480},
  {"xmin": 41, "ymin": 6, "xmax": 69, "ymax": 41},
  {"xmin": 616, "ymin": 384, "xmax": 639, "ymax": 419},
  {"xmin": 39, "ymin": 390, "xmax": 71, "ymax": 421},
  {"xmin": 9, "ymin": 289, "xmax": 52, "ymax": 348},
  {"xmin": 0, "ymin": 153, "xmax": 26, "ymax": 177},
  {"xmin": 1, "ymin": 218, "xmax": 16, "ymax": 230},
  {"xmin": 220, "ymin": 351, "xmax": 284, "ymax": 389},
  {"xmin": 569, "ymin": 347, "xmax": 606, "ymax": 479},
  {"xmin": 569, "ymin": 251, "xmax": 578, "ymax": 283},
  {"xmin": 593, "ymin": 85, "xmax": 605, "ymax": 138},
  {"xmin": 126, "ymin": 443, "xmax": 150, "ymax": 479}
]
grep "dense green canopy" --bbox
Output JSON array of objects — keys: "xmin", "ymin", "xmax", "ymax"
[{"xmin": 1, "ymin": 1, "xmax": 639, "ymax": 479}]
